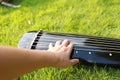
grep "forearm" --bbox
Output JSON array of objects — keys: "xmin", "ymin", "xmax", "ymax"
[
  {"xmin": 0, "ymin": 46, "xmax": 56, "ymax": 80},
  {"xmin": 0, "ymin": 40, "xmax": 79, "ymax": 80}
]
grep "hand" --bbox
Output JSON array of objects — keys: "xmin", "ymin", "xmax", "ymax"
[{"xmin": 48, "ymin": 39, "xmax": 79, "ymax": 68}]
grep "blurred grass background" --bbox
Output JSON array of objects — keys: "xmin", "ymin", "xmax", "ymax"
[{"xmin": 0, "ymin": 0, "xmax": 120, "ymax": 80}]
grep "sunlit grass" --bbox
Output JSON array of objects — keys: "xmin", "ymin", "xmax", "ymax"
[{"xmin": 0, "ymin": 0, "xmax": 120, "ymax": 80}]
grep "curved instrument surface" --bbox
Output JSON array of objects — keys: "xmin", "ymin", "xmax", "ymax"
[{"xmin": 18, "ymin": 31, "xmax": 120, "ymax": 66}]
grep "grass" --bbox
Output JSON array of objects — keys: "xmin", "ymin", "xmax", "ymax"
[{"xmin": 0, "ymin": 0, "xmax": 120, "ymax": 80}]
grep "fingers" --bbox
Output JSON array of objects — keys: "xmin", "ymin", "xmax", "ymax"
[
  {"xmin": 55, "ymin": 40, "xmax": 62, "ymax": 47},
  {"xmin": 49, "ymin": 39, "xmax": 72, "ymax": 49},
  {"xmin": 67, "ymin": 43, "xmax": 74, "ymax": 55},
  {"xmin": 49, "ymin": 43, "xmax": 54, "ymax": 48},
  {"xmin": 62, "ymin": 39, "xmax": 70, "ymax": 47},
  {"xmin": 54, "ymin": 39, "xmax": 70, "ymax": 47}
]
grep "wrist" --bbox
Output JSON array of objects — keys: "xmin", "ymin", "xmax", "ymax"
[{"xmin": 46, "ymin": 50, "xmax": 59, "ymax": 67}]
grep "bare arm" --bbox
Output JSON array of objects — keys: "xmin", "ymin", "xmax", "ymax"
[{"xmin": 0, "ymin": 40, "xmax": 79, "ymax": 80}]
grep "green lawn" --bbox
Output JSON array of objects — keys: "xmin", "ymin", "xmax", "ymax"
[{"xmin": 0, "ymin": 0, "xmax": 120, "ymax": 80}]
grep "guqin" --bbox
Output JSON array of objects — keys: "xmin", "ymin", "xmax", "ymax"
[{"xmin": 18, "ymin": 30, "xmax": 120, "ymax": 66}]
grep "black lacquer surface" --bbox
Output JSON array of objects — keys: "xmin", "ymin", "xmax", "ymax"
[{"xmin": 18, "ymin": 31, "xmax": 120, "ymax": 66}]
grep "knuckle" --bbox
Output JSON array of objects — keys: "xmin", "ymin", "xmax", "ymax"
[{"xmin": 62, "ymin": 47, "xmax": 68, "ymax": 51}]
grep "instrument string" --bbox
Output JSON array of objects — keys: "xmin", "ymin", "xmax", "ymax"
[
  {"xmin": 33, "ymin": 37, "xmax": 120, "ymax": 50},
  {"xmin": 31, "ymin": 33, "xmax": 120, "ymax": 52},
  {"xmin": 34, "ymin": 45, "xmax": 120, "ymax": 53},
  {"xmin": 34, "ymin": 45, "xmax": 120, "ymax": 52},
  {"xmin": 35, "ymin": 42, "xmax": 120, "ymax": 52},
  {"xmin": 35, "ymin": 34, "xmax": 120, "ymax": 44},
  {"xmin": 36, "ymin": 33, "xmax": 120, "ymax": 43},
  {"xmin": 34, "ymin": 39, "xmax": 120, "ymax": 47},
  {"xmin": 44, "ymin": 33, "xmax": 120, "ymax": 42},
  {"xmin": 33, "ymin": 42, "xmax": 120, "ymax": 52}
]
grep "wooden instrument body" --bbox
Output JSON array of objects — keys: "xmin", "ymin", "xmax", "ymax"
[{"xmin": 18, "ymin": 30, "xmax": 120, "ymax": 66}]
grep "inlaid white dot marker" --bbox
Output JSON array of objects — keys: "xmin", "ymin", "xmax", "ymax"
[
  {"xmin": 89, "ymin": 52, "xmax": 92, "ymax": 54},
  {"xmin": 109, "ymin": 53, "xmax": 112, "ymax": 56},
  {"xmin": 76, "ymin": 51, "xmax": 78, "ymax": 54}
]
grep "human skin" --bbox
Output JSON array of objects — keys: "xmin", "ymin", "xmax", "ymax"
[{"xmin": 0, "ymin": 39, "xmax": 79, "ymax": 80}]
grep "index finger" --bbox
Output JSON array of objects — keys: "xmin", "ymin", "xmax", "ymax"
[
  {"xmin": 62, "ymin": 39, "xmax": 70, "ymax": 47},
  {"xmin": 67, "ymin": 43, "xmax": 74, "ymax": 55}
]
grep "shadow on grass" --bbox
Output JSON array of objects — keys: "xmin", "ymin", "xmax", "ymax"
[
  {"xmin": 97, "ymin": 0, "xmax": 120, "ymax": 7},
  {"xmin": 0, "ymin": 0, "xmax": 55, "ymax": 15},
  {"xmin": 10, "ymin": 0, "xmax": 23, "ymax": 5},
  {"xmin": 0, "ymin": 0, "xmax": 23, "ymax": 15},
  {"xmin": 21, "ymin": 0, "xmax": 55, "ymax": 7},
  {"xmin": 75, "ymin": 63, "xmax": 120, "ymax": 70},
  {"xmin": 69, "ymin": 63, "xmax": 120, "ymax": 80}
]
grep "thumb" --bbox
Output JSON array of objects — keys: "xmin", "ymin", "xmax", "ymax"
[
  {"xmin": 49, "ymin": 43, "xmax": 54, "ymax": 48},
  {"xmin": 70, "ymin": 59, "xmax": 79, "ymax": 65}
]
